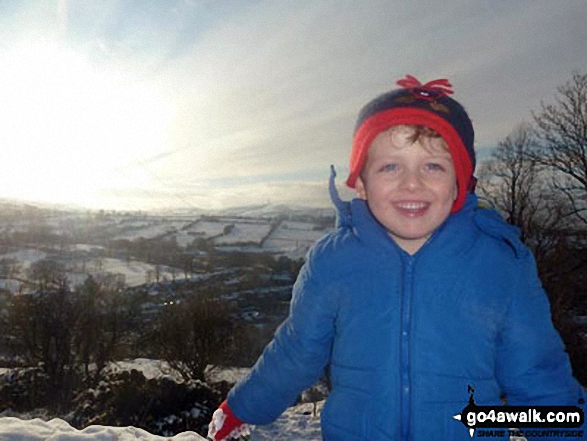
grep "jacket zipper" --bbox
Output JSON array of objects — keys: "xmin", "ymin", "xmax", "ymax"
[
  {"xmin": 398, "ymin": 233, "xmax": 438, "ymax": 441},
  {"xmin": 400, "ymin": 255, "xmax": 415, "ymax": 441}
]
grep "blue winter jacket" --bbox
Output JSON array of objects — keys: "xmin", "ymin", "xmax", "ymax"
[{"xmin": 228, "ymin": 179, "xmax": 585, "ymax": 440}]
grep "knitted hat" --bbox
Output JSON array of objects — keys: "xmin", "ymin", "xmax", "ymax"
[{"xmin": 347, "ymin": 75, "xmax": 475, "ymax": 213}]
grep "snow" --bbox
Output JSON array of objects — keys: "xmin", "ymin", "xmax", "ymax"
[
  {"xmin": 113, "ymin": 222, "xmax": 186, "ymax": 240},
  {"xmin": 70, "ymin": 244, "xmax": 105, "ymax": 252},
  {"xmin": 261, "ymin": 222, "xmax": 328, "ymax": 259},
  {"xmin": 248, "ymin": 402, "xmax": 323, "ymax": 440},
  {"xmin": 103, "ymin": 359, "xmax": 251, "ymax": 386},
  {"xmin": 0, "ymin": 402, "xmax": 324, "ymax": 441},
  {"xmin": 268, "ymin": 223, "xmax": 326, "ymax": 242},
  {"xmin": 0, "ymin": 360, "xmax": 324, "ymax": 441},
  {"xmin": 10, "ymin": 257, "xmax": 183, "ymax": 290},
  {"xmin": 0, "ymin": 278, "xmax": 22, "ymax": 292},
  {"xmin": 213, "ymin": 223, "xmax": 271, "ymax": 246},
  {"xmin": 185, "ymin": 221, "xmax": 227, "ymax": 238},
  {"xmin": 0, "ymin": 417, "xmax": 206, "ymax": 440},
  {"xmin": 71, "ymin": 258, "xmax": 180, "ymax": 287},
  {"xmin": 174, "ymin": 220, "xmax": 230, "ymax": 248},
  {"xmin": 281, "ymin": 221, "xmax": 320, "ymax": 231},
  {"xmin": 103, "ymin": 358, "xmax": 182, "ymax": 382},
  {"xmin": 0, "ymin": 248, "xmax": 47, "ymax": 266},
  {"xmin": 174, "ymin": 231, "xmax": 199, "ymax": 248}
]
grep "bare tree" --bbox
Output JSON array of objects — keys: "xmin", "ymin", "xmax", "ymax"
[
  {"xmin": 477, "ymin": 124, "xmax": 569, "ymax": 263},
  {"xmin": 477, "ymin": 73, "xmax": 587, "ymax": 386},
  {"xmin": 74, "ymin": 274, "xmax": 125, "ymax": 382},
  {"xmin": 478, "ymin": 116, "xmax": 587, "ymax": 385},
  {"xmin": 7, "ymin": 281, "xmax": 81, "ymax": 410},
  {"xmin": 151, "ymin": 290, "xmax": 233, "ymax": 382},
  {"xmin": 5, "ymin": 272, "xmax": 127, "ymax": 408},
  {"xmin": 530, "ymin": 71, "xmax": 587, "ymax": 224},
  {"xmin": 154, "ymin": 264, "xmax": 162, "ymax": 283},
  {"xmin": 26, "ymin": 259, "xmax": 67, "ymax": 291}
]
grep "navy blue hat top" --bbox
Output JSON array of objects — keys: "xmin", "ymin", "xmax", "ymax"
[{"xmin": 353, "ymin": 76, "xmax": 475, "ymax": 170}]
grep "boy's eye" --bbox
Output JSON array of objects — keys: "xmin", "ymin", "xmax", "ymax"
[
  {"xmin": 425, "ymin": 163, "xmax": 445, "ymax": 172},
  {"xmin": 379, "ymin": 164, "xmax": 398, "ymax": 173}
]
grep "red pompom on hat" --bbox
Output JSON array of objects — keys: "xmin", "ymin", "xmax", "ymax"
[{"xmin": 347, "ymin": 75, "xmax": 476, "ymax": 213}]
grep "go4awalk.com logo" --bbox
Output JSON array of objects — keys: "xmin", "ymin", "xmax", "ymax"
[{"xmin": 452, "ymin": 386, "xmax": 585, "ymax": 438}]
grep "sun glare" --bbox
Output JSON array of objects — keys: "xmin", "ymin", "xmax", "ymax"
[{"xmin": 0, "ymin": 40, "xmax": 175, "ymax": 209}]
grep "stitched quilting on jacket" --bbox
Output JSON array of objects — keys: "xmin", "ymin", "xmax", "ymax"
[{"xmin": 227, "ymin": 189, "xmax": 585, "ymax": 440}]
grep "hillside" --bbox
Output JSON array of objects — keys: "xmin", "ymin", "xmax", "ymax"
[{"xmin": 0, "ymin": 200, "xmax": 334, "ymax": 294}]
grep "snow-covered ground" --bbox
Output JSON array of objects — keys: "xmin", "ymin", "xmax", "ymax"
[
  {"xmin": 175, "ymin": 219, "xmax": 274, "ymax": 247},
  {"xmin": 67, "ymin": 258, "xmax": 182, "ymax": 287},
  {"xmin": 0, "ymin": 402, "xmax": 323, "ymax": 440},
  {"xmin": 0, "ymin": 253, "xmax": 184, "ymax": 292},
  {"xmin": 70, "ymin": 244, "xmax": 105, "ymax": 252},
  {"xmin": 0, "ymin": 417, "xmax": 207, "ymax": 440},
  {"xmin": 249, "ymin": 402, "xmax": 322, "ymax": 440},
  {"xmin": 105, "ymin": 358, "xmax": 324, "ymax": 441},
  {"xmin": 213, "ymin": 223, "xmax": 272, "ymax": 246},
  {"xmin": 262, "ymin": 222, "xmax": 327, "ymax": 259},
  {"xmin": 0, "ymin": 212, "xmax": 332, "ymax": 287},
  {"xmin": 0, "ymin": 248, "xmax": 47, "ymax": 268},
  {"xmin": 103, "ymin": 358, "xmax": 180, "ymax": 381},
  {"xmin": 0, "ymin": 278, "xmax": 23, "ymax": 292},
  {"xmin": 183, "ymin": 221, "xmax": 229, "ymax": 238},
  {"xmin": 113, "ymin": 221, "xmax": 191, "ymax": 241},
  {"xmin": 0, "ymin": 359, "xmax": 323, "ymax": 440}
]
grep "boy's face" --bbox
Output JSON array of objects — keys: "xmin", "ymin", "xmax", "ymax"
[{"xmin": 355, "ymin": 126, "xmax": 457, "ymax": 254}]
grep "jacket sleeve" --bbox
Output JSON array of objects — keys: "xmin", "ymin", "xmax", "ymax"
[
  {"xmin": 226, "ymin": 247, "xmax": 337, "ymax": 425},
  {"xmin": 495, "ymin": 251, "xmax": 586, "ymax": 436}
]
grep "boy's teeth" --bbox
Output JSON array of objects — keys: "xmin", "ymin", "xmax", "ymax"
[{"xmin": 396, "ymin": 202, "xmax": 427, "ymax": 210}]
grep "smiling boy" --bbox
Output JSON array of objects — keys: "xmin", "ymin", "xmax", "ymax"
[{"xmin": 208, "ymin": 76, "xmax": 585, "ymax": 440}]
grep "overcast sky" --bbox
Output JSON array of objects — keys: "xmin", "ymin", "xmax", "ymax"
[{"xmin": 0, "ymin": 0, "xmax": 585, "ymax": 211}]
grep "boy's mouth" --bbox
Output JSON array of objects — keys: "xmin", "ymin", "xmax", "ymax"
[{"xmin": 393, "ymin": 201, "xmax": 430, "ymax": 217}]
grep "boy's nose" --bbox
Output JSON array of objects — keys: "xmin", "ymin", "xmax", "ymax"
[{"xmin": 399, "ymin": 169, "xmax": 425, "ymax": 191}]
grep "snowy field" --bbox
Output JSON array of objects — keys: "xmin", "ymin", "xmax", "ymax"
[
  {"xmin": 262, "ymin": 222, "xmax": 328, "ymax": 259},
  {"xmin": 0, "ymin": 278, "xmax": 23, "ymax": 292},
  {"xmin": 70, "ymin": 244, "xmax": 105, "ymax": 252},
  {"xmin": 67, "ymin": 258, "xmax": 182, "ymax": 287},
  {"xmin": 213, "ymin": 223, "xmax": 272, "ymax": 246},
  {"xmin": 0, "ymin": 249, "xmax": 183, "ymax": 291},
  {"xmin": 184, "ymin": 221, "xmax": 229, "ymax": 238},
  {"xmin": 175, "ymin": 219, "xmax": 331, "ymax": 259},
  {"xmin": 174, "ymin": 220, "xmax": 233, "ymax": 248},
  {"xmin": 0, "ymin": 248, "xmax": 47, "ymax": 267},
  {"xmin": 113, "ymin": 221, "xmax": 191, "ymax": 241}
]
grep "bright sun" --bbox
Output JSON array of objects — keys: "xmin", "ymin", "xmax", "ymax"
[{"xmin": 0, "ymin": 40, "xmax": 174, "ymax": 209}]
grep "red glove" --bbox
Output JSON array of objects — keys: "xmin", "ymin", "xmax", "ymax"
[{"xmin": 207, "ymin": 400, "xmax": 250, "ymax": 441}]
